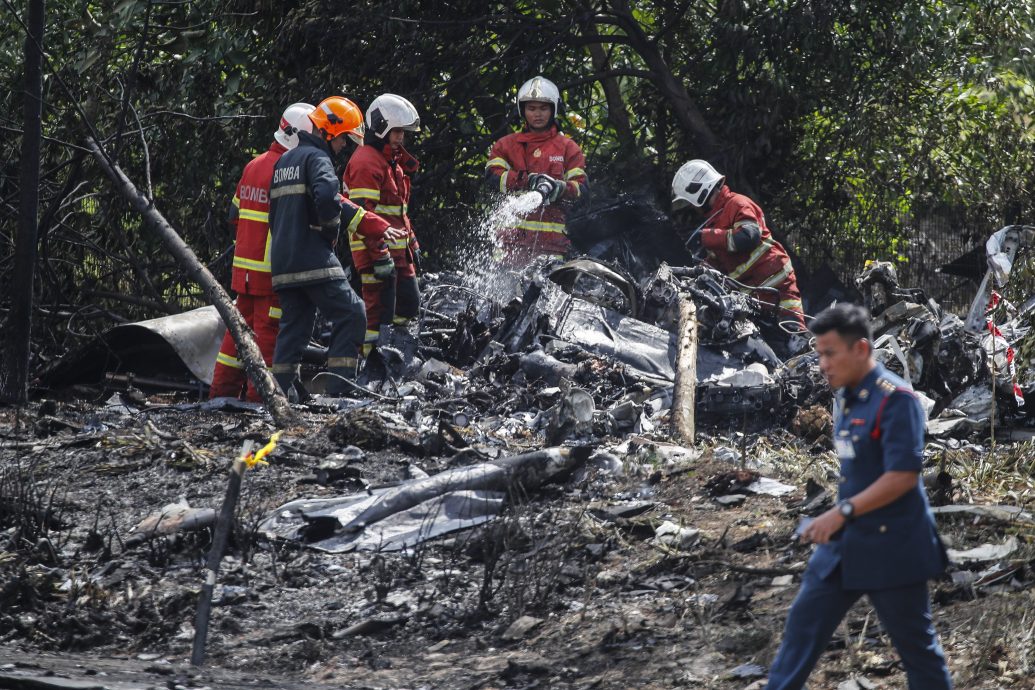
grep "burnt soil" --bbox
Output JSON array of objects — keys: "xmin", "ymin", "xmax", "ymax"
[{"xmin": 2, "ymin": 397, "xmax": 1035, "ymax": 690}]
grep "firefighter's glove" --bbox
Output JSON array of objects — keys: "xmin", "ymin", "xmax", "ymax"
[
  {"xmin": 372, "ymin": 256, "xmax": 396, "ymax": 281},
  {"xmin": 318, "ymin": 218, "xmax": 341, "ymax": 244},
  {"xmin": 528, "ymin": 174, "xmax": 565, "ymax": 204}
]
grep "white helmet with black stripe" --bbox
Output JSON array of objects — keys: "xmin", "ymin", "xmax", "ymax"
[
  {"xmin": 274, "ymin": 102, "xmax": 315, "ymax": 149},
  {"xmin": 365, "ymin": 94, "xmax": 421, "ymax": 140},
  {"xmin": 672, "ymin": 159, "xmax": 725, "ymax": 210},
  {"xmin": 516, "ymin": 75, "xmax": 562, "ymax": 117}
]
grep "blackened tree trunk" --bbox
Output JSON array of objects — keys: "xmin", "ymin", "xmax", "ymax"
[
  {"xmin": 603, "ymin": 0, "xmax": 755, "ymax": 196},
  {"xmin": 585, "ymin": 41, "xmax": 636, "ymax": 148},
  {"xmin": 0, "ymin": 0, "xmax": 45, "ymax": 405}
]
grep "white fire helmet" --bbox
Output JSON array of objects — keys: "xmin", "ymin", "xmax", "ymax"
[
  {"xmin": 274, "ymin": 102, "xmax": 316, "ymax": 149},
  {"xmin": 365, "ymin": 94, "xmax": 421, "ymax": 140},
  {"xmin": 516, "ymin": 76, "xmax": 561, "ymax": 118},
  {"xmin": 671, "ymin": 159, "xmax": 725, "ymax": 210}
]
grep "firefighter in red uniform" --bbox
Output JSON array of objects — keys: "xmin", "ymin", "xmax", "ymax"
[
  {"xmin": 671, "ymin": 159, "xmax": 806, "ymax": 333},
  {"xmin": 485, "ymin": 76, "xmax": 588, "ymax": 266},
  {"xmin": 210, "ymin": 103, "xmax": 315, "ymax": 400},
  {"xmin": 343, "ymin": 94, "xmax": 422, "ymax": 356}
]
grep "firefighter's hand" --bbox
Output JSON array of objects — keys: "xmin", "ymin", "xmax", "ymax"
[
  {"xmin": 384, "ymin": 227, "xmax": 407, "ymax": 241},
  {"xmin": 372, "ymin": 256, "xmax": 396, "ymax": 281},
  {"xmin": 529, "ymin": 174, "xmax": 565, "ymax": 204},
  {"xmin": 802, "ymin": 507, "xmax": 845, "ymax": 544}
]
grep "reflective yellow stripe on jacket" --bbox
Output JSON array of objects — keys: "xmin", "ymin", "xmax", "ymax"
[
  {"xmin": 728, "ymin": 237, "xmax": 775, "ymax": 280},
  {"xmin": 349, "ymin": 187, "xmax": 380, "ymax": 202},
  {"xmin": 375, "ymin": 203, "xmax": 408, "ymax": 216},
  {"xmin": 515, "ymin": 218, "xmax": 566, "ymax": 234},
  {"xmin": 758, "ymin": 261, "xmax": 794, "ymax": 289},
  {"xmin": 346, "ymin": 207, "xmax": 366, "ymax": 234},
  {"xmin": 233, "ymin": 255, "xmax": 271, "ymax": 271},
  {"xmin": 232, "ymin": 229, "xmax": 273, "ymax": 273},
  {"xmin": 487, "ymin": 157, "xmax": 511, "ymax": 194},
  {"xmin": 216, "ymin": 352, "xmax": 243, "ymax": 369},
  {"xmin": 237, "ymin": 208, "xmax": 269, "ymax": 223}
]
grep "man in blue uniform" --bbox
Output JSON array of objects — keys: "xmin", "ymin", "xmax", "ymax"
[{"xmin": 765, "ymin": 303, "xmax": 952, "ymax": 689}]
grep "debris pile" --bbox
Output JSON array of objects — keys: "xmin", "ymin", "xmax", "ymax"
[{"xmin": 2, "ymin": 215, "xmax": 1034, "ymax": 688}]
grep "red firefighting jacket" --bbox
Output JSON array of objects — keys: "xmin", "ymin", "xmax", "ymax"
[
  {"xmin": 485, "ymin": 125, "xmax": 588, "ymax": 257},
  {"xmin": 343, "ymin": 143, "xmax": 420, "ymax": 271},
  {"xmin": 698, "ymin": 185, "xmax": 804, "ymax": 322},
  {"xmin": 228, "ymin": 141, "xmax": 287, "ymax": 295}
]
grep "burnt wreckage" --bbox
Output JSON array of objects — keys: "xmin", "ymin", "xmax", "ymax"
[
  {"xmin": 413, "ymin": 208, "xmax": 1033, "ymax": 436},
  {"xmin": 40, "ymin": 201, "xmax": 1034, "ymax": 437},
  {"xmin": 359, "ymin": 195, "xmax": 826, "ymax": 433}
]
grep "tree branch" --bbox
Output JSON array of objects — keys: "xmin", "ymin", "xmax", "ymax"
[
  {"xmin": 568, "ymin": 33, "xmax": 633, "ymax": 46},
  {"xmin": 560, "ymin": 69, "xmax": 655, "ymax": 91},
  {"xmin": 651, "ymin": 0, "xmax": 695, "ymax": 45},
  {"xmin": 137, "ymin": 110, "xmax": 266, "ymax": 122},
  {"xmin": 86, "ymin": 138, "xmax": 299, "ymax": 428}
]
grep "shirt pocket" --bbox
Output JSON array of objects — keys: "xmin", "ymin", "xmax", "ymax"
[
  {"xmin": 847, "ymin": 419, "xmax": 885, "ymax": 472},
  {"xmin": 844, "ymin": 512, "xmax": 941, "ymax": 584}
]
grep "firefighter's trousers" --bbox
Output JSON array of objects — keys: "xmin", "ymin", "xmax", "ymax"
[
  {"xmin": 272, "ymin": 280, "xmax": 365, "ymax": 397},
  {"xmin": 209, "ymin": 293, "xmax": 280, "ymax": 402},
  {"xmin": 359, "ymin": 269, "xmax": 419, "ymax": 356}
]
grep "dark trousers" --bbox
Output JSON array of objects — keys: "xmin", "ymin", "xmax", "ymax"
[
  {"xmin": 272, "ymin": 279, "xmax": 365, "ymax": 396},
  {"xmin": 766, "ymin": 568, "xmax": 952, "ymax": 690}
]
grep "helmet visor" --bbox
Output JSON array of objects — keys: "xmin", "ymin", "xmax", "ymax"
[
  {"xmin": 347, "ymin": 122, "xmax": 365, "ymax": 146},
  {"xmin": 671, "ymin": 196, "xmax": 691, "ymax": 211}
]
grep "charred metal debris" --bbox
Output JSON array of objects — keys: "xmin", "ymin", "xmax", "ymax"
[
  {"xmin": 37, "ymin": 219, "xmax": 1035, "ymax": 441},
  {"xmin": 2, "ymin": 220, "xmax": 1035, "ymax": 689}
]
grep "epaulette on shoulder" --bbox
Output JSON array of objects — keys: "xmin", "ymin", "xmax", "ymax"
[
  {"xmin": 876, "ymin": 377, "xmax": 898, "ymax": 396},
  {"xmin": 870, "ymin": 376, "xmax": 909, "ymax": 440}
]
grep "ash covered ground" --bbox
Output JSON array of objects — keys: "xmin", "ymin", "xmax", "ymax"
[
  {"xmin": 2, "ymin": 394, "xmax": 1035, "ymax": 690},
  {"xmin": 4, "ymin": 211, "xmax": 1035, "ymax": 689}
]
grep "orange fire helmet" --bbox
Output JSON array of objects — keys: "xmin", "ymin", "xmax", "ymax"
[{"xmin": 308, "ymin": 96, "xmax": 365, "ymax": 145}]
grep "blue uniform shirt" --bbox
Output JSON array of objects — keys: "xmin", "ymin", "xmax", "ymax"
[
  {"xmin": 809, "ymin": 363, "xmax": 947, "ymax": 590},
  {"xmin": 269, "ymin": 131, "xmax": 364, "ymax": 289}
]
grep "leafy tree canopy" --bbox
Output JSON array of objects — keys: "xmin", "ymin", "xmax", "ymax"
[{"xmin": 1, "ymin": 0, "xmax": 1033, "ymax": 359}]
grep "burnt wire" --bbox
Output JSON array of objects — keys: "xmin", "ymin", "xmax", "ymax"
[{"xmin": 311, "ymin": 371, "xmax": 401, "ymax": 401}]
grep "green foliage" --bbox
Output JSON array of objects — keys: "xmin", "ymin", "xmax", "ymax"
[{"xmin": 1, "ymin": 0, "xmax": 1034, "ymax": 361}]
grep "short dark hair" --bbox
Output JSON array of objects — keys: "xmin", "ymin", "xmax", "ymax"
[{"xmin": 809, "ymin": 303, "xmax": 873, "ymax": 343}]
